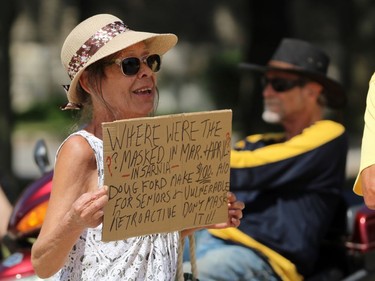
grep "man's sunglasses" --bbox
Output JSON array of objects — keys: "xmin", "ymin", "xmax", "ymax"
[
  {"xmin": 114, "ymin": 54, "xmax": 161, "ymax": 76},
  {"xmin": 261, "ymin": 77, "xmax": 307, "ymax": 92}
]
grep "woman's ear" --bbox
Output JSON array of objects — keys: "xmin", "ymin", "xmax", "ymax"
[{"xmin": 79, "ymin": 71, "xmax": 92, "ymax": 95}]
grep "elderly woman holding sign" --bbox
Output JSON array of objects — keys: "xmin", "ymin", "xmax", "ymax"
[{"xmin": 31, "ymin": 14, "xmax": 244, "ymax": 281}]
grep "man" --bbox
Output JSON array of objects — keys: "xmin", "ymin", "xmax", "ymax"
[{"xmin": 185, "ymin": 38, "xmax": 348, "ymax": 280}]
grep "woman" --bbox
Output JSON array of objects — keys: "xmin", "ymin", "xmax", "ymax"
[
  {"xmin": 31, "ymin": 14, "xmax": 244, "ymax": 280},
  {"xmin": 354, "ymin": 73, "xmax": 375, "ymax": 208}
]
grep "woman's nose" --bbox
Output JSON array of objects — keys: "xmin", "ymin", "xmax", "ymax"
[{"xmin": 137, "ymin": 61, "xmax": 153, "ymax": 78}]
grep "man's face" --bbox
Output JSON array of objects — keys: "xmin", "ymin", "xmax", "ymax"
[{"xmin": 261, "ymin": 70, "xmax": 309, "ymax": 124}]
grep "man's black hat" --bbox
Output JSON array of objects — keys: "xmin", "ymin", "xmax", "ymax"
[{"xmin": 240, "ymin": 38, "xmax": 346, "ymax": 109}]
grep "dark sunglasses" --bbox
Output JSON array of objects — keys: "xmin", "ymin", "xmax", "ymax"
[
  {"xmin": 261, "ymin": 77, "xmax": 307, "ymax": 92},
  {"xmin": 114, "ymin": 54, "xmax": 161, "ymax": 76}
]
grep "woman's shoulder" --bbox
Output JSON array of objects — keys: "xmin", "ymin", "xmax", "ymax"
[{"xmin": 57, "ymin": 132, "xmax": 95, "ymax": 165}]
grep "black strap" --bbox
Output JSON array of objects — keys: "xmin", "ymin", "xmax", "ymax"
[{"xmin": 184, "ymin": 273, "xmax": 199, "ymax": 281}]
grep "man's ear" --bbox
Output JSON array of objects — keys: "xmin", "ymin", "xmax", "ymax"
[{"xmin": 306, "ymin": 81, "xmax": 323, "ymax": 99}]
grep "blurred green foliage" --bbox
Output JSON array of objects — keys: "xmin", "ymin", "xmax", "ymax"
[{"xmin": 14, "ymin": 96, "xmax": 75, "ymax": 138}]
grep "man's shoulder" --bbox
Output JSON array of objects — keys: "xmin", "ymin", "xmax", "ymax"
[
  {"xmin": 233, "ymin": 132, "xmax": 285, "ymax": 150},
  {"xmin": 290, "ymin": 120, "xmax": 347, "ymax": 152},
  {"xmin": 246, "ymin": 132, "xmax": 285, "ymax": 143},
  {"xmin": 313, "ymin": 120, "xmax": 345, "ymax": 131},
  {"xmin": 302, "ymin": 120, "xmax": 346, "ymax": 140}
]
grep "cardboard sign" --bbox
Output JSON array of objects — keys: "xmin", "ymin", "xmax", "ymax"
[{"xmin": 101, "ymin": 110, "xmax": 232, "ymax": 241}]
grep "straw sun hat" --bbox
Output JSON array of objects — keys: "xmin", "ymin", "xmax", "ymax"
[{"xmin": 61, "ymin": 13, "xmax": 178, "ymax": 104}]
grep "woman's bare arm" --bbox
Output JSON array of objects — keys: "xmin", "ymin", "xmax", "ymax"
[
  {"xmin": 361, "ymin": 165, "xmax": 375, "ymax": 209},
  {"xmin": 31, "ymin": 136, "xmax": 108, "ymax": 278}
]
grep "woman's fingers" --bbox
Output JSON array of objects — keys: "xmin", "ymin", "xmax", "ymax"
[
  {"xmin": 227, "ymin": 192, "xmax": 245, "ymax": 209},
  {"xmin": 71, "ymin": 187, "xmax": 109, "ymax": 227}
]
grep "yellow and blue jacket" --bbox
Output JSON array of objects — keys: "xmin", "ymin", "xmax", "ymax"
[{"xmin": 210, "ymin": 120, "xmax": 348, "ymax": 280}]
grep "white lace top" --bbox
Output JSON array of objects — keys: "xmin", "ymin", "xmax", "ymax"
[{"xmin": 53, "ymin": 130, "xmax": 179, "ymax": 281}]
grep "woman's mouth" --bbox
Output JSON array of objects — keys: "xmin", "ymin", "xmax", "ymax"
[{"xmin": 134, "ymin": 87, "xmax": 152, "ymax": 95}]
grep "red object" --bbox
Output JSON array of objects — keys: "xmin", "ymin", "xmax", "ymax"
[
  {"xmin": 0, "ymin": 171, "xmax": 53, "ymax": 280},
  {"xmin": 0, "ymin": 251, "xmax": 35, "ymax": 280},
  {"xmin": 8, "ymin": 171, "xmax": 53, "ymax": 237},
  {"xmin": 346, "ymin": 205, "xmax": 375, "ymax": 252}
]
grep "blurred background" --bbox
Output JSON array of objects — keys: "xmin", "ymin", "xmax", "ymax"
[{"xmin": 0, "ymin": 0, "xmax": 373, "ymax": 203}]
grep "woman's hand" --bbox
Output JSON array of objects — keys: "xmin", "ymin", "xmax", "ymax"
[
  {"xmin": 208, "ymin": 191, "xmax": 244, "ymax": 229},
  {"xmin": 67, "ymin": 186, "xmax": 109, "ymax": 229},
  {"xmin": 362, "ymin": 165, "xmax": 375, "ymax": 209},
  {"xmin": 181, "ymin": 192, "xmax": 244, "ymax": 237}
]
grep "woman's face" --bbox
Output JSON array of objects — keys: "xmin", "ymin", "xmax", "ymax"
[{"xmin": 92, "ymin": 42, "xmax": 158, "ymax": 120}]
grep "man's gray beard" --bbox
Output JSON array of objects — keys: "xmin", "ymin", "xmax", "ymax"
[{"xmin": 262, "ymin": 110, "xmax": 281, "ymax": 124}]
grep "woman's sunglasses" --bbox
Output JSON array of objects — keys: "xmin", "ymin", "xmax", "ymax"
[
  {"xmin": 114, "ymin": 54, "xmax": 161, "ymax": 76},
  {"xmin": 261, "ymin": 77, "xmax": 307, "ymax": 92}
]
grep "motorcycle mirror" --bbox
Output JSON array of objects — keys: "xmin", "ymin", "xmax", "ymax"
[{"xmin": 33, "ymin": 139, "xmax": 51, "ymax": 175}]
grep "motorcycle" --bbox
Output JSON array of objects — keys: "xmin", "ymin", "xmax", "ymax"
[
  {"xmin": 344, "ymin": 204, "xmax": 375, "ymax": 280},
  {"xmin": 306, "ymin": 189, "xmax": 375, "ymax": 281},
  {"xmin": 0, "ymin": 139, "xmax": 53, "ymax": 281}
]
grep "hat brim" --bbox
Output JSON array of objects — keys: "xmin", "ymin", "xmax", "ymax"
[
  {"xmin": 239, "ymin": 62, "xmax": 346, "ymax": 109},
  {"xmin": 67, "ymin": 31, "xmax": 178, "ymax": 103}
]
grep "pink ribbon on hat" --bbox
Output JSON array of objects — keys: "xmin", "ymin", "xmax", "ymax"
[{"xmin": 67, "ymin": 21, "xmax": 129, "ymax": 80}]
